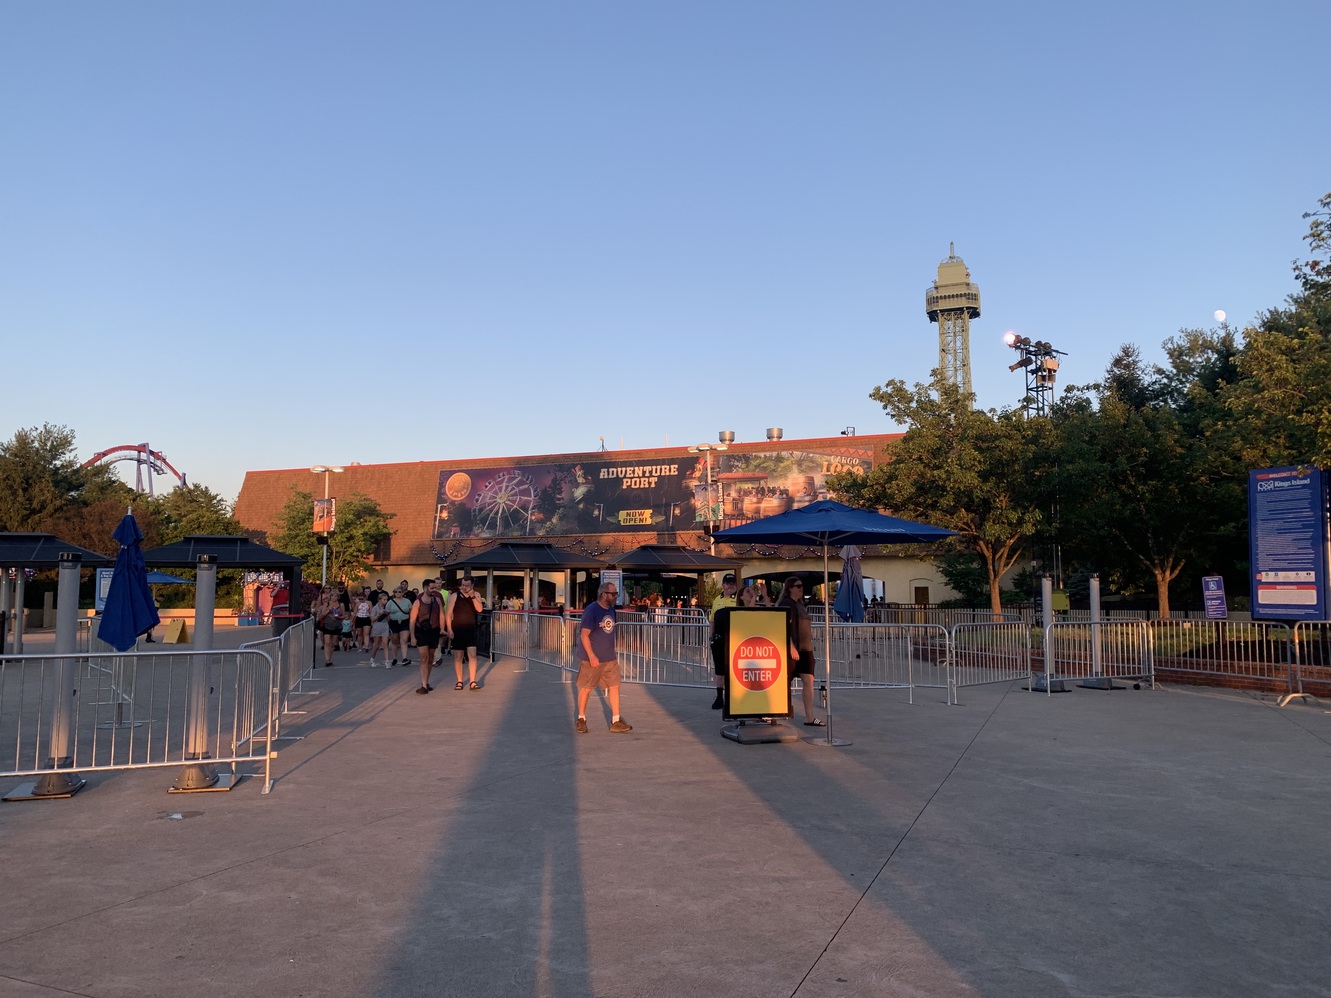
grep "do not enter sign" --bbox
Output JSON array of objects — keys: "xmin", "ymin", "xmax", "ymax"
[{"xmin": 732, "ymin": 637, "xmax": 782, "ymax": 691}]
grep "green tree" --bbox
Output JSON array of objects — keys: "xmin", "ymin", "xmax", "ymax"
[
  {"xmin": 1053, "ymin": 345, "xmax": 1244, "ymax": 618},
  {"xmin": 0, "ymin": 424, "xmax": 122, "ymax": 533},
  {"xmin": 271, "ymin": 488, "xmax": 393, "ymax": 585},
  {"xmin": 829, "ymin": 376, "xmax": 1045, "ymax": 613},
  {"xmin": 1221, "ymin": 194, "xmax": 1331, "ymax": 467},
  {"xmin": 149, "ymin": 484, "xmax": 244, "ymax": 544}
]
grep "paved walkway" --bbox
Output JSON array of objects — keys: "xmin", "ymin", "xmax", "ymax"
[{"xmin": 2, "ymin": 646, "xmax": 1329, "ymax": 997}]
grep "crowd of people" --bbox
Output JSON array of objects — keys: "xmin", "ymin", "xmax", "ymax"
[
  {"xmin": 306, "ymin": 571, "xmax": 830, "ymax": 735},
  {"xmin": 311, "ymin": 576, "xmax": 485, "ymax": 696}
]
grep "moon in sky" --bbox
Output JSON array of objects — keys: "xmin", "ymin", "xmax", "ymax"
[{"xmin": 1214, "ymin": 309, "xmax": 1226, "ymax": 323}]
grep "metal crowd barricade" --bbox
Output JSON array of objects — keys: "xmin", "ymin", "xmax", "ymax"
[
  {"xmin": 1148, "ymin": 619, "xmax": 1292, "ymax": 694},
  {"xmin": 614, "ymin": 619, "xmax": 713, "ymax": 687},
  {"xmin": 1043, "ymin": 620, "xmax": 1152, "ymax": 693},
  {"xmin": 527, "ymin": 612, "xmax": 576, "ymax": 676},
  {"xmin": 948, "ymin": 622, "xmax": 1033, "ymax": 704},
  {"xmin": 240, "ymin": 617, "xmax": 314, "ymax": 738},
  {"xmin": 818, "ymin": 621, "xmax": 951, "ymax": 703},
  {"xmin": 490, "ymin": 610, "xmax": 528, "ymax": 662},
  {"xmin": 1291, "ymin": 622, "xmax": 1331, "ymax": 705},
  {"xmin": 0, "ymin": 648, "xmax": 277, "ymax": 795}
]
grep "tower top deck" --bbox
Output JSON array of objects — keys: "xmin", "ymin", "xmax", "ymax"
[{"xmin": 926, "ymin": 242, "xmax": 981, "ymax": 321}]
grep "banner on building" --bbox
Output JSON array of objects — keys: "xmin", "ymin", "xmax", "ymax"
[{"xmin": 432, "ymin": 445, "xmax": 874, "ymax": 539}]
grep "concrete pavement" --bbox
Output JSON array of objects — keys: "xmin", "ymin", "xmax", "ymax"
[{"xmin": 1, "ymin": 646, "xmax": 1329, "ymax": 997}]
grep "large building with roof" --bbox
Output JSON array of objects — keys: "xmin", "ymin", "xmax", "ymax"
[{"xmin": 233, "ymin": 433, "xmax": 959, "ymax": 605}]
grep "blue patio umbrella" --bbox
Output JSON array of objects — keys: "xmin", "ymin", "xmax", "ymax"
[
  {"xmin": 145, "ymin": 570, "xmax": 193, "ymax": 585},
  {"xmin": 98, "ymin": 512, "xmax": 161, "ymax": 652},
  {"xmin": 713, "ymin": 500, "xmax": 954, "ymax": 745}
]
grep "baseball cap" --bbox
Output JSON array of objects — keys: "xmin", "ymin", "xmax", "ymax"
[{"xmin": 722, "ymin": 573, "xmax": 736, "ymax": 583}]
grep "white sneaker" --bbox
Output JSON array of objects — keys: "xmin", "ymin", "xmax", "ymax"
[{"xmin": 367, "ymin": 660, "xmax": 377, "ymax": 668}]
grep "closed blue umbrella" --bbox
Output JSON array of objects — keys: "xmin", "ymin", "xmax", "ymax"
[
  {"xmin": 98, "ymin": 512, "xmax": 161, "ymax": 652},
  {"xmin": 833, "ymin": 545, "xmax": 865, "ymax": 623}
]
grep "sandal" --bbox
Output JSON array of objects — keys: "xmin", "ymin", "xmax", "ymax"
[
  {"xmin": 804, "ymin": 718, "xmax": 826, "ymax": 727},
  {"xmin": 454, "ymin": 681, "xmax": 465, "ymax": 690},
  {"xmin": 469, "ymin": 681, "xmax": 481, "ymax": 690},
  {"xmin": 415, "ymin": 686, "xmax": 430, "ymax": 695}
]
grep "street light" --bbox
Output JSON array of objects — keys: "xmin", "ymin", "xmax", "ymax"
[
  {"xmin": 688, "ymin": 443, "xmax": 729, "ymax": 551},
  {"xmin": 309, "ymin": 465, "xmax": 345, "ymax": 586}
]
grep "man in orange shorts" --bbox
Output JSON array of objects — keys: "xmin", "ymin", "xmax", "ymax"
[{"xmin": 575, "ymin": 582, "xmax": 632, "ymax": 733}]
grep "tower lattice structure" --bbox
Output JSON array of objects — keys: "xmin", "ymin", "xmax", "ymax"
[{"xmin": 925, "ymin": 243, "xmax": 981, "ymax": 399}]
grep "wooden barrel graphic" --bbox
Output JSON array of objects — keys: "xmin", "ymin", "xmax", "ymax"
[
  {"xmin": 793, "ymin": 494, "xmax": 814, "ymax": 508},
  {"xmin": 761, "ymin": 495, "xmax": 792, "ymax": 516},
  {"xmin": 743, "ymin": 496, "xmax": 763, "ymax": 518}
]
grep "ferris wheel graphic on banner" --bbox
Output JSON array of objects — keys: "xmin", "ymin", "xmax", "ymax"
[{"xmin": 474, "ymin": 471, "xmax": 537, "ymax": 534}]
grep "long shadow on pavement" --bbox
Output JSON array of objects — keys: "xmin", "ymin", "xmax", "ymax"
[{"xmin": 367, "ymin": 666, "xmax": 593, "ymax": 998}]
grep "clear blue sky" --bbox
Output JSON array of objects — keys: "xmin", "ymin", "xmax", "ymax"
[{"xmin": 3, "ymin": 2, "xmax": 1326, "ymax": 503}]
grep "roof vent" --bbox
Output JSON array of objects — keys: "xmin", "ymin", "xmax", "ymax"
[
  {"xmin": 718, "ymin": 430, "xmax": 736, "ymax": 445},
  {"xmin": 766, "ymin": 427, "xmax": 783, "ymax": 441}
]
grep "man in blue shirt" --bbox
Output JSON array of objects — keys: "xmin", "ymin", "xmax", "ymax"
[{"xmin": 576, "ymin": 582, "xmax": 632, "ymax": 733}]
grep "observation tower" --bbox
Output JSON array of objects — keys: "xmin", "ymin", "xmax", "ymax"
[{"xmin": 925, "ymin": 244, "xmax": 981, "ymax": 399}]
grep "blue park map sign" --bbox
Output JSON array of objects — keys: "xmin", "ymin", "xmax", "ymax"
[{"xmin": 1248, "ymin": 467, "xmax": 1328, "ymax": 621}]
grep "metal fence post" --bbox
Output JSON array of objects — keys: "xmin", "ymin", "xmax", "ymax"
[
  {"xmin": 24, "ymin": 553, "xmax": 87, "ymax": 798},
  {"xmin": 172, "ymin": 555, "xmax": 239, "ymax": 792}
]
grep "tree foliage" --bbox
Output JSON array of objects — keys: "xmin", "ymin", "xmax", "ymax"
[
  {"xmin": 271, "ymin": 488, "xmax": 393, "ymax": 585},
  {"xmin": 829, "ymin": 377, "xmax": 1046, "ymax": 613},
  {"xmin": 0, "ymin": 424, "xmax": 123, "ymax": 534},
  {"xmin": 1052, "ymin": 346, "xmax": 1242, "ymax": 618}
]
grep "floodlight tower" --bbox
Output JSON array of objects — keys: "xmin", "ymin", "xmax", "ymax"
[{"xmin": 925, "ymin": 243, "xmax": 981, "ymax": 400}]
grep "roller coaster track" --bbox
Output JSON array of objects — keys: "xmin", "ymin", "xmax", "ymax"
[{"xmin": 82, "ymin": 443, "xmax": 187, "ymax": 496}]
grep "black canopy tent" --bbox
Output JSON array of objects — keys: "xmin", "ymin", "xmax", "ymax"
[
  {"xmin": 611, "ymin": 544, "xmax": 744, "ymax": 606},
  {"xmin": 0, "ymin": 533, "xmax": 113, "ymax": 654},
  {"xmin": 141, "ymin": 535, "xmax": 305, "ymax": 634},
  {"xmin": 445, "ymin": 541, "xmax": 610, "ymax": 610}
]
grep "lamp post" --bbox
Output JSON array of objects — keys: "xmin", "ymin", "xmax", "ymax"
[
  {"xmin": 688, "ymin": 443, "xmax": 729, "ymax": 552},
  {"xmin": 310, "ymin": 465, "xmax": 344, "ymax": 587}
]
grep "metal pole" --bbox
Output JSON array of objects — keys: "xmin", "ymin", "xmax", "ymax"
[
  {"xmin": 706, "ymin": 451, "xmax": 715, "ymax": 556},
  {"xmin": 0, "ymin": 567, "xmax": 10, "ymax": 655},
  {"xmin": 173, "ymin": 555, "xmax": 225, "ymax": 791},
  {"xmin": 1078, "ymin": 572, "xmax": 1123, "ymax": 690},
  {"xmin": 807, "ymin": 544, "xmax": 850, "ymax": 747},
  {"xmin": 1090, "ymin": 574, "xmax": 1102, "ymax": 677},
  {"xmin": 13, "ymin": 567, "xmax": 25, "ymax": 654},
  {"xmin": 29, "ymin": 553, "xmax": 87, "ymax": 797}
]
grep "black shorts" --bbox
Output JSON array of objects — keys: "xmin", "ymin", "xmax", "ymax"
[
  {"xmin": 389, "ymin": 619, "xmax": 409, "ymax": 634},
  {"xmin": 414, "ymin": 626, "xmax": 441, "ymax": 650},
  {"xmin": 322, "ymin": 623, "xmax": 342, "ymax": 636},
  {"xmin": 452, "ymin": 626, "xmax": 477, "ymax": 649},
  {"xmin": 791, "ymin": 648, "xmax": 815, "ymax": 676},
  {"xmin": 355, "ymin": 616, "xmax": 371, "ymax": 628}
]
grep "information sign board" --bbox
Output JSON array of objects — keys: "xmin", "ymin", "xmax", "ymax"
[
  {"xmin": 95, "ymin": 567, "xmax": 114, "ymax": 613},
  {"xmin": 599, "ymin": 569, "xmax": 624, "ymax": 607},
  {"xmin": 722, "ymin": 608, "xmax": 792, "ymax": 719},
  {"xmin": 1201, "ymin": 576, "xmax": 1227, "ymax": 619},
  {"xmin": 1249, "ymin": 467, "xmax": 1328, "ymax": 620}
]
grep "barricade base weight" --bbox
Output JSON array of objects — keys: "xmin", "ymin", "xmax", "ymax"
[
  {"xmin": 3, "ymin": 777, "xmax": 87, "ymax": 802},
  {"xmin": 721, "ymin": 721, "xmax": 800, "ymax": 744}
]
